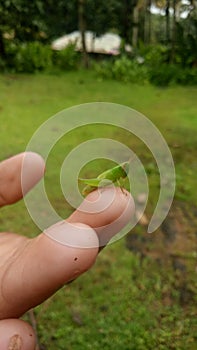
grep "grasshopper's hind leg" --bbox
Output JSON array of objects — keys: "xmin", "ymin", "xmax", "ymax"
[
  {"xmin": 117, "ymin": 179, "xmax": 127, "ymax": 196},
  {"xmin": 82, "ymin": 185, "xmax": 97, "ymax": 196}
]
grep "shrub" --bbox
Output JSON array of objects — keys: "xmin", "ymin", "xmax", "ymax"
[
  {"xmin": 13, "ymin": 42, "xmax": 52, "ymax": 73},
  {"xmin": 94, "ymin": 59, "xmax": 113, "ymax": 79},
  {"xmin": 1, "ymin": 41, "xmax": 18, "ymax": 71},
  {"xmin": 95, "ymin": 55, "xmax": 197, "ymax": 87},
  {"xmin": 148, "ymin": 64, "xmax": 197, "ymax": 86},
  {"xmin": 148, "ymin": 64, "xmax": 178, "ymax": 86},
  {"xmin": 176, "ymin": 67, "xmax": 197, "ymax": 85},
  {"xmin": 95, "ymin": 56, "xmax": 148, "ymax": 84},
  {"xmin": 139, "ymin": 44, "xmax": 170, "ymax": 67},
  {"xmin": 53, "ymin": 43, "xmax": 80, "ymax": 71},
  {"xmin": 0, "ymin": 57, "xmax": 6, "ymax": 71},
  {"xmin": 139, "ymin": 43, "xmax": 197, "ymax": 86}
]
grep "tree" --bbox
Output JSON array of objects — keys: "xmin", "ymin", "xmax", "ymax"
[
  {"xmin": 0, "ymin": 0, "xmax": 46, "ymax": 58},
  {"xmin": 122, "ymin": 0, "xmax": 133, "ymax": 43},
  {"xmin": 132, "ymin": 0, "xmax": 140, "ymax": 47},
  {"xmin": 145, "ymin": 0, "xmax": 152, "ymax": 43},
  {"xmin": 42, "ymin": 0, "xmax": 78, "ymax": 39},
  {"xmin": 86, "ymin": 0, "xmax": 116, "ymax": 36},
  {"xmin": 165, "ymin": 0, "xmax": 171, "ymax": 42},
  {"xmin": 171, "ymin": 0, "xmax": 177, "ymax": 62},
  {"xmin": 78, "ymin": 0, "xmax": 89, "ymax": 68}
]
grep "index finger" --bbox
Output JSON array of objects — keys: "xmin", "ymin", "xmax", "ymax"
[{"xmin": 0, "ymin": 152, "xmax": 45, "ymax": 207}]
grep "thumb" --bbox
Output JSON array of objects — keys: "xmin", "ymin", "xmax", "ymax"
[{"xmin": 0, "ymin": 319, "xmax": 36, "ymax": 350}]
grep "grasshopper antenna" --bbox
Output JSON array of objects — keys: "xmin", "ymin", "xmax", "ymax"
[{"xmin": 128, "ymin": 155, "xmax": 135, "ymax": 164}]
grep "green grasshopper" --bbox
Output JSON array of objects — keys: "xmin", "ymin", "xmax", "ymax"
[{"xmin": 79, "ymin": 161, "xmax": 130, "ymax": 196}]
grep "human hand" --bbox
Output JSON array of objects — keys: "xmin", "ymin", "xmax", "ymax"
[{"xmin": 0, "ymin": 152, "xmax": 134, "ymax": 349}]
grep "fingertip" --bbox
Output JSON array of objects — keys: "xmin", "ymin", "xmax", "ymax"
[
  {"xmin": 68, "ymin": 187, "xmax": 135, "ymax": 247},
  {"xmin": 70, "ymin": 186, "xmax": 135, "ymax": 227},
  {"xmin": 0, "ymin": 152, "xmax": 45, "ymax": 207},
  {"xmin": 21, "ymin": 152, "xmax": 45, "ymax": 195},
  {"xmin": 0, "ymin": 319, "xmax": 36, "ymax": 350},
  {"xmin": 23, "ymin": 152, "xmax": 45, "ymax": 170}
]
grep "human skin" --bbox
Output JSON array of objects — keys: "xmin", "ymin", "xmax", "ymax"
[{"xmin": 0, "ymin": 152, "xmax": 134, "ymax": 350}]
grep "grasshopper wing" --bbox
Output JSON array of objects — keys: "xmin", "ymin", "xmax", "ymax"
[{"xmin": 78, "ymin": 178, "xmax": 101, "ymax": 187}]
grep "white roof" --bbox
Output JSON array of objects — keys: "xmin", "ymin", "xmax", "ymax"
[{"xmin": 52, "ymin": 31, "xmax": 131, "ymax": 55}]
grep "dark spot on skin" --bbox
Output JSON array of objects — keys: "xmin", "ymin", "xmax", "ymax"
[{"xmin": 74, "ymin": 257, "xmax": 78, "ymax": 261}]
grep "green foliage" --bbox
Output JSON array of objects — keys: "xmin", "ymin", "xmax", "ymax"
[
  {"xmin": 149, "ymin": 64, "xmax": 197, "ymax": 87},
  {"xmin": 0, "ymin": 0, "xmax": 197, "ymax": 73},
  {"xmin": 0, "ymin": 1, "xmax": 196, "ymax": 81},
  {"xmin": 0, "ymin": 56, "xmax": 6, "ymax": 71},
  {"xmin": 95, "ymin": 44, "xmax": 197, "ymax": 87},
  {"xmin": 148, "ymin": 64, "xmax": 178, "ymax": 86},
  {"xmin": 175, "ymin": 13, "xmax": 197, "ymax": 67},
  {"xmin": 42, "ymin": 0, "xmax": 78, "ymax": 39},
  {"xmin": 14, "ymin": 42, "xmax": 52, "ymax": 73},
  {"xmin": 53, "ymin": 43, "xmax": 80, "ymax": 71},
  {"xmin": 0, "ymin": 0, "xmax": 45, "ymax": 42},
  {"xmin": 139, "ymin": 44, "xmax": 170, "ymax": 67},
  {"xmin": 0, "ymin": 41, "xmax": 80, "ymax": 73},
  {"xmin": 85, "ymin": 0, "xmax": 129, "ymax": 38},
  {"xmin": 3, "ymin": 41, "xmax": 52, "ymax": 73},
  {"xmin": 136, "ymin": 43, "xmax": 197, "ymax": 86},
  {"xmin": 95, "ymin": 56, "xmax": 148, "ymax": 84}
]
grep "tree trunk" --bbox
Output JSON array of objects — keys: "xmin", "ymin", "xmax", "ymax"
[
  {"xmin": 144, "ymin": 0, "xmax": 152, "ymax": 44},
  {"xmin": 78, "ymin": 0, "xmax": 89, "ymax": 68},
  {"xmin": 148, "ymin": 0, "xmax": 152, "ymax": 44},
  {"xmin": 132, "ymin": 5, "xmax": 139, "ymax": 48},
  {"xmin": 123, "ymin": 0, "xmax": 131, "ymax": 45},
  {"xmin": 165, "ymin": 0, "xmax": 170, "ymax": 43},
  {"xmin": 0, "ymin": 30, "xmax": 6, "ymax": 59},
  {"xmin": 171, "ymin": 0, "xmax": 177, "ymax": 62}
]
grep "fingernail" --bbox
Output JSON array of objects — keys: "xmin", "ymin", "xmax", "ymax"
[{"xmin": 8, "ymin": 334, "xmax": 22, "ymax": 350}]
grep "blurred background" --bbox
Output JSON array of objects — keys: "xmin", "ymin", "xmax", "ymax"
[{"xmin": 0, "ymin": 1, "xmax": 197, "ymax": 349}]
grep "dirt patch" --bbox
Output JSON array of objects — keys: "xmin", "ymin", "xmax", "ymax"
[
  {"xmin": 126, "ymin": 200, "xmax": 197, "ymax": 305},
  {"xmin": 126, "ymin": 200, "xmax": 197, "ymax": 259}
]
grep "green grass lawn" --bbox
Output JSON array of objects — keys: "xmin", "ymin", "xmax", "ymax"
[{"xmin": 0, "ymin": 71, "xmax": 197, "ymax": 349}]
